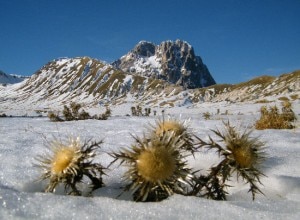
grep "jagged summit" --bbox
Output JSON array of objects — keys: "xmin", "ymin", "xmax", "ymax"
[
  {"xmin": 132, "ymin": 41, "xmax": 156, "ymax": 57},
  {"xmin": 113, "ymin": 39, "xmax": 216, "ymax": 89}
]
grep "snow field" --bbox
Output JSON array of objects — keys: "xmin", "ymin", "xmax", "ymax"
[{"xmin": 0, "ymin": 102, "xmax": 299, "ymax": 219}]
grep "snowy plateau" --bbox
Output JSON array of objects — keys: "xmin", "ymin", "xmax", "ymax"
[{"xmin": 0, "ymin": 101, "xmax": 300, "ymax": 219}]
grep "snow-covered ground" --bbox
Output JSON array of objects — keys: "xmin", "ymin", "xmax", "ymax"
[{"xmin": 0, "ymin": 102, "xmax": 299, "ymax": 219}]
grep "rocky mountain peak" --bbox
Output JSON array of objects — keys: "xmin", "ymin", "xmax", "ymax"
[
  {"xmin": 158, "ymin": 40, "xmax": 193, "ymax": 57},
  {"xmin": 132, "ymin": 41, "xmax": 155, "ymax": 57},
  {"xmin": 113, "ymin": 40, "xmax": 216, "ymax": 89}
]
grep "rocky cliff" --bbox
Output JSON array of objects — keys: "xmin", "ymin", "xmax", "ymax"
[{"xmin": 112, "ymin": 40, "xmax": 216, "ymax": 89}]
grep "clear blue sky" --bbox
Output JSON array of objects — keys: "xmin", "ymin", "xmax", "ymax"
[{"xmin": 1, "ymin": 0, "xmax": 299, "ymax": 84}]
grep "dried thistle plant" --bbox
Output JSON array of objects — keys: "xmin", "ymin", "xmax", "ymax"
[
  {"xmin": 281, "ymin": 101, "xmax": 296, "ymax": 122},
  {"xmin": 34, "ymin": 137, "xmax": 105, "ymax": 195},
  {"xmin": 151, "ymin": 117, "xmax": 197, "ymax": 155},
  {"xmin": 110, "ymin": 132, "xmax": 194, "ymax": 202},
  {"xmin": 193, "ymin": 121, "xmax": 266, "ymax": 200},
  {"xmin": 255, "ymin": 102, "xmax": 296, "ymax": 129},
  {"xmin": 47, "ymin": 111, "xmax": 63, "ymax": 122},
  {"xmin": 203, "ymin": 112, "xmax": 211, "ymax": 120}
]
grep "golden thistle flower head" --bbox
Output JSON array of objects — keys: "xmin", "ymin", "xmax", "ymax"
[
  {"xmin": 155, "ymin": 119, "xmax": 186, "ymax": 137},
  {"xmin": 230, "ymin": 145, "xmax": 256, "ymax": 168},
  {"xmin": 50, "ymin": 138, "xmax": 81, "ymax": 176},
  {"xmin": 34, "ymin": 137, "xmax": 104, "ymax": 195},
  {"xmin": 223, "ymin": 123, "xmax": 265, "ymax": 169},
  {"xmin": 151, "ymin": 117, "xmax": 196, "ymax": 154},
  {"xmin": 111, "ymin": 132, "xmax": 193, "ymax": 202},
  {"xmin": 137, "ymin": 144, "xmax": 176, "ymax": 182}
]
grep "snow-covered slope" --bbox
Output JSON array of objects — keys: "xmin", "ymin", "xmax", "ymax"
[
  {"xmin": 0, "ymin": 57, "xmax": 169, "ymax": 114},
  {"xmin": 191, "ymin": 71, "xmax": 300, "ymax": 103},
  {"xmin": 16, "ymin": 57, "xmax": 132, "ymax": 102}
]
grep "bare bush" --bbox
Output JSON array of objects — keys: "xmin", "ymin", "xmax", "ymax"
[
  {"xmin": 47, "ymin": 111, "xmax": 63, "ymax": 122},
  {"xmin": 255, "ymin": 101, "xmax": 296, "ymax": 129}
]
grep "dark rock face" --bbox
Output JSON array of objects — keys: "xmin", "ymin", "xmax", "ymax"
[
  {"xmin": 157, "ymin": 40, "xmax": 216, "ymax": 89},
  {"xmin": 113, "ymin": 40, "xmax": 216, "ymax": 89},
  {"xmin": 132, "ymin": 41, "xmax": 155, "ymax": 57}
]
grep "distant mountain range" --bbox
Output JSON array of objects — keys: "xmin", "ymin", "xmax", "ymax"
[
  {"xmin": 0, "ymin": 40, "xmax": 215, "ymax": 89},
  {"xmin": 0, "ymin": 40, "xmax": 299, "ymax": 115},
  {"xmin": 0, "ymin": 70, "xmax": 27, "ymax": 85}
]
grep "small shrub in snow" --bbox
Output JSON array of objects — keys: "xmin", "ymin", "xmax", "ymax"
[
  {"xmin": 100, "ymin": 107, "xmax": 111, "ymax": 120},
  {"xmin": 131, "ymin": 106, "xmax": 137, "ymax": 116},
  {"xmin": 63, "ymin": 102, "xmax": 92, "ymax": 121},
  {"xmin": 131, "ymin": 105, "xmax": 151, "ymax": 116},
  {"xmin": 137, "ymin": 105, "xmax": 142, "ymax": 116},
  {"xmin": 47, "ymin": 111, "xmax": 63, "ymax": 122},
  {"xmin": 144, "ymin": 108, "xmax": 151, "ymax": 116},
  {"xmin": 77, "ymin": 109, "xmax": 91, "ymax": 120},
  {"xmin": 48, "ymin": 102, "xmax": 112, "ymax": 121},
  {"xmin": 63, "ymin": 105, "xmax": 75, "ymax": 121},
  {"xmin": 70, "ymin": 102, "xmax": 82, "ymax": 118},
  {"xmin": 93, "ymin": 107, "xmax": 111, "ymax": 120},
  {"xmin": 281, "ymin": 101, "xmax": 297, "ymax": 122},
  {"xmin": 255, "ymin": 101, "xmax": 296, "ymax": 129},
  {"xmin": 203, "ymin": 112, "xmax": 211, "ymax": 120}
]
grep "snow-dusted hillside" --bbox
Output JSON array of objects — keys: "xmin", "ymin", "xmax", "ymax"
[
  {"xmin": 0, "ymin": 53, "xmax": 299, "ymax": 117},
  {"xmin": 0, "ymin": 57, "xmax": 170, "ymax": 115},
  {"xmin": 192, "ymin": 71, "xmax": 300, "ymax": 103},
  {"xmin": 0, "ymin": 102, "xmax": 299, "ymax": 219}
]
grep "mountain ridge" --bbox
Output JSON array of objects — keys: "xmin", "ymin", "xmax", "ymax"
[
  {"xmin": 0, "ymin": 40, "xmax": 299, "ymax": 115},
  {"xmin": 0, "ymin": 57, "xmax": 299, "ymax": 115},
  {"xmin": 0, "ymin": 70, "xmax": 27, "ymax": 85}
]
